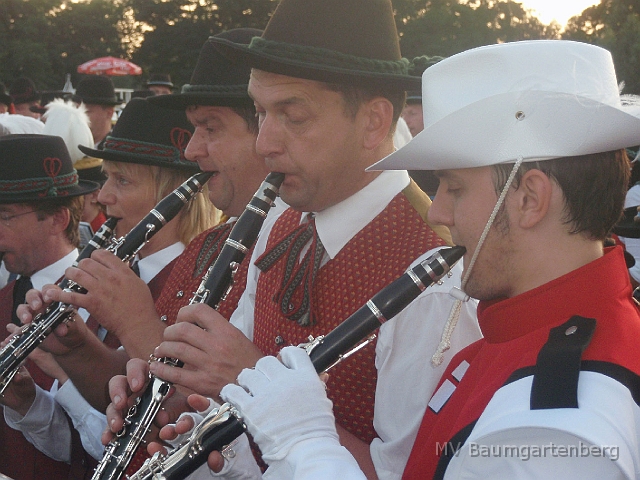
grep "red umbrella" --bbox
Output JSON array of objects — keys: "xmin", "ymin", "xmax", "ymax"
[{"xmin": 77, "ymin": 56, "xmax": 142, "ymax": 76}]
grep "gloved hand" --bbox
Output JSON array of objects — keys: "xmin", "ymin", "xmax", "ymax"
[{"xmin": 220, "ymin": 346, "xmax": 338, "ymax": 463}]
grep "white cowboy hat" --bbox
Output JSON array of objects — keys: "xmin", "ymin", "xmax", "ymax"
[{"xmin": 371, "ymin": 40, "xmax": 640, "ymax": 171}]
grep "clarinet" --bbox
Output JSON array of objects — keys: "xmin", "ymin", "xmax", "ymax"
[
  {"xmin": 0, "ymin": 217, "xmax": 118, "ymax": 395},
  {"xmin": 92, "ymin": 171, "xmax": 285, "ymax": 480},
  {"xmin": 128, "ymin": 245, "xmax": 466, "ymax": 480},
  {"xmin": 0, "ymin": 171, "xmax": 212, "ymax": 397}
]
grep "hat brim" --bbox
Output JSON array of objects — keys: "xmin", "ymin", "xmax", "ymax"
[
  {"xmin": 211, "ymin": 37, "xmax": 421, "ymax": 91},
  {"xmin": 370, "ymin": 92, "xmax": 640, "ymax": 171},
  {"xmin": 78, "ymin": 144, "xmax": 200, "ymax": 172},
  {"xmin": 148, "ymin": 91, "xmax": 252, "ymax": 110},
  {"xmin": 0, "ymin": 179, "xmax": 100, "ymax": 204}
]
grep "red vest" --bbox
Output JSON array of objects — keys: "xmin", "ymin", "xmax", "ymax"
[
  {"xmin": 254, "ymin": 191, "xmax": 446, "ymax": 443},
  {"xmin": 153, "ymin": 221, "xmax": 247, "ymax": 325}
]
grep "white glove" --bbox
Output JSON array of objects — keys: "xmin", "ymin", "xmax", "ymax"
[{"xmin": 220, "ymin": 346, "xmax": 338, "ymax": 463}]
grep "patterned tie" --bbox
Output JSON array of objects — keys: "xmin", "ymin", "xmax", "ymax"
[
  {"xmin": 11, "ymin": 275, "xmax": 33, "ymax": 326},
  {"xmin": 256, "ymin": 214, "xmax": 325, "ymax": 326}
]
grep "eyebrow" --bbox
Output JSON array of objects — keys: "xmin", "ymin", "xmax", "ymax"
[{"xmin": 248, "ymin": 89, "xmax": 308, "ymax": 109}]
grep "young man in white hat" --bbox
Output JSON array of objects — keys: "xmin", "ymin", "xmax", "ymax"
[{"xmin": 217, "ymin": 39, "xmax": 640, "ymax": 479}]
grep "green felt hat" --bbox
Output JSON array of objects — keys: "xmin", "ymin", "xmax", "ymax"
[{"xmin": 210, "ymin": 0, "xmax": 420, "ymax": 90}]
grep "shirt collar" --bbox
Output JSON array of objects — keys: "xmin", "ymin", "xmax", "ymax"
[
  {"xmin": 477, "ymin": 247, "xmax": 633, "ymax": 343},
  {"xmin": 29, "ymin": 249, "xmax": 78, "ymax": 291},
  {"xmin": 313, "ymin": 170, "xmax": 410, "ymax": 259},
  {"xmin": 136, "ymin": 242, "xmax": 184, "ymax": 284}
]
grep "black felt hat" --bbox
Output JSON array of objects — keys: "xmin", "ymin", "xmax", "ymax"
[
  {"xmin": 210, "ymin": 0, "xmax": 420, "ymax": 90},
  {"xmin": 75, "ymin": 76, "xmax": 120, "ymax": 106},
  {"xmin": 0, "ymin": 134, "xmax": 99, "ymax": 203},
  {"xmin": 9, "ymin": 77, "xmax": 40, "ymax": 105},
  {"xmin": 0, "ymin": 83, "xmax": 12, "ymax": 108},
  {"xmin": 78, "ymin": 98, "xmax": 198, "ymax": 171},
  {"xmin": 150, "ymin": 29, "xmax": 261, "ymax": 110},
  {"xmin": 144, "ymin": 73, "xmax": 175, "ymax": 89}
]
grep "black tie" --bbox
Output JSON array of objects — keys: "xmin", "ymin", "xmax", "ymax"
[{"xmin": 12, "ymin": 275, "xmax": 33, "ymax": 326}]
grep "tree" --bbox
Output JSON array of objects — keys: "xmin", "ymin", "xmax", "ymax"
[
  {"xmin": 125, "ymin": 0, "xmax": 278, "ymax": 87},
  {"xmin": 0, "ymin": 0, "xmax": 131, "ymax": 91},
  {"xmin": 563, "ymin": 0, "xmax": 640, "ymax": 94},
  {"xmin": 396, "ymin": 0, "xmax": 559, "ymax": 59},
  {"xmin": 0, "ymin": 0, "xmax": 60, "ymax": 87}
]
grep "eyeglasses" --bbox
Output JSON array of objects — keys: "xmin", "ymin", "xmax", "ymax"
[{"xmin": 0, "ymin": 210, "xmax": 38, "ymax": 227}]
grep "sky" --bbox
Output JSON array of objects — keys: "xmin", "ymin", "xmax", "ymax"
[{"xmin": 519, "ymin": 0, "xmax": 599, "ymax": 27}]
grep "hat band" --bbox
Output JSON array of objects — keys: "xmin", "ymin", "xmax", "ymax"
[
  {"xmin": 248, "ymin": 37, "xmax": 411, "ymax": 75},
  {"xmin": 0, "ymin": 171, "xmax": 79, "ymax": 198},
  {"xmin": 104, "ymin": 133, "xmax": 189, "ymax": 163},
  {"xmin": 181, "ymin": 84, "xmax": 248, "ymax": 95}
]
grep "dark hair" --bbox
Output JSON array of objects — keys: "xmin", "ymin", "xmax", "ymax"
[
  {"xmin": 323, "ymin": 82, "xmax": 406, "ymax": 132},
  {"xmin": 492, "ymin": 149, "xmax": 630, "ymax": 241},
  {"xmin": 29, "ymin": 196, "xmax": 83, "ymax": 248},
  {"xmin": 231, "ymin": 104, "xmax": 259, "ymax": 135}
]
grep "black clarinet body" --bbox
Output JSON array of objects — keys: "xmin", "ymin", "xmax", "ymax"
[
  {"xmin": 0, "ymin": 217, "xmax": 118, "ymax": 395},
  {"xmin": 93, "ymin": 172, "xmax": 284, "ymax": 480},
  {"xmin": 128, "ymin": 245, "xmax": 466, "ymax": 480},
  {"xmin": 191, "ymin": 171, "xmax": 285, "ymax": 308}
]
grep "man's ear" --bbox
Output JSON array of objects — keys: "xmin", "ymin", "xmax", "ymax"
[
  {"xmin": 362, "ymin": 97, "xmax": 394, "ymax": 151},
  {"xmin": 49, "ymin": 207, "xmax": 71, "ymax": 235},
  {"xmin": 514, "ymin": 169, "xmax": 553, "ymax": 229}
]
